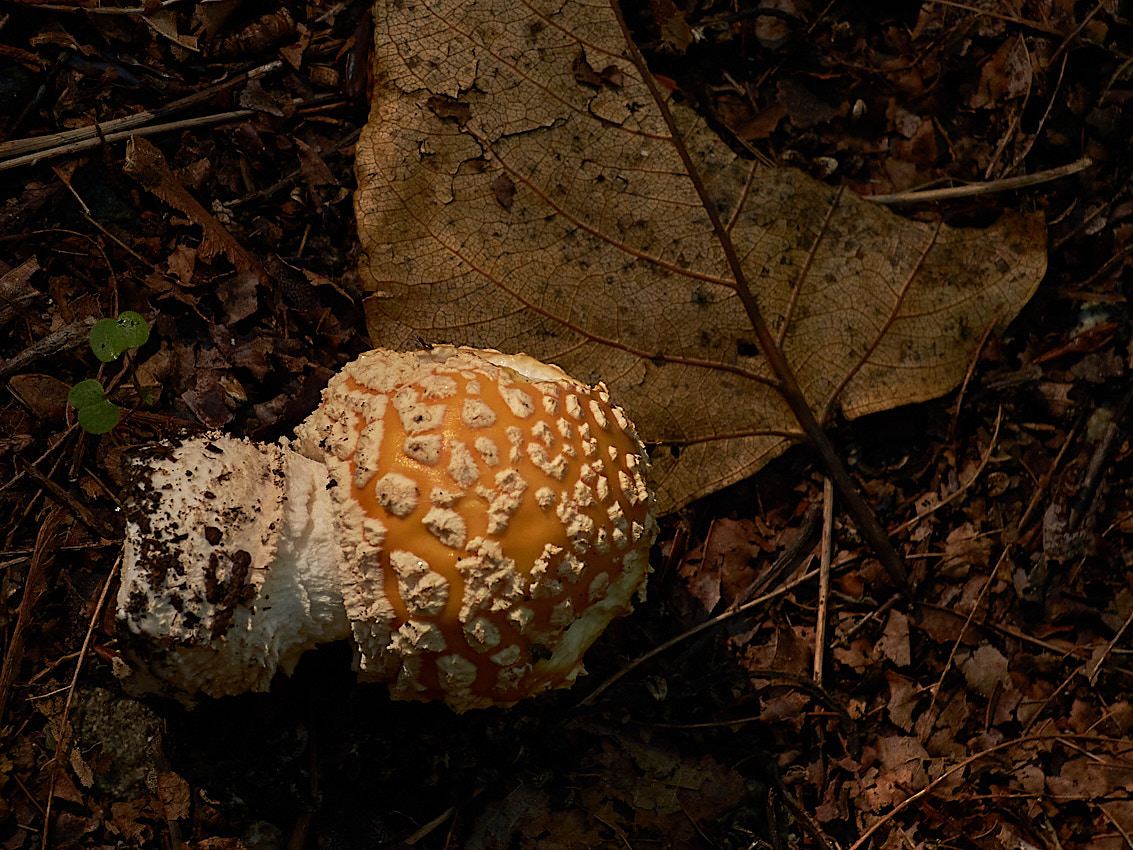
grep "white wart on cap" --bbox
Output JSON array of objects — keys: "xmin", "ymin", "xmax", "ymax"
[{"xmin": 294, "ymin": 346, "xmax": 657, "ymax": 711}]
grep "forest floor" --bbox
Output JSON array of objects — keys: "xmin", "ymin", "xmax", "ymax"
[{"xmin": 2, "ymin": 2, "xmax": 1133, "ymax": 849}]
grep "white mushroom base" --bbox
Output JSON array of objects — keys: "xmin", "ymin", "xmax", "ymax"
[{"xmin": 118, "ymin": 435, "xmax": 349, "ymax": 699}]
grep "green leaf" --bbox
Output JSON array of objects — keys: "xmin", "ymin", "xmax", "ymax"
[
  {"xmin": 90, "ymin": 318, "xmax": 125, "ymax": 362},
  {"xmin": 115, "ymin": 311, "xmax": 150, "ymax": 349},
  {"xmin": 77, "ymin": 399, "xmax": 121, "ymax": 434},
  {"xmin": 89, "ymin": 311, "xmax": 150, "ymax": 362},
  {"xmin": 68, "ymin": 378, "xmax": 107, "ymax": 409}
]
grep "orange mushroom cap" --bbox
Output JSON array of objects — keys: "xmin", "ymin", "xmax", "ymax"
[{"xmin": 295, "ymin": 346, "xmax": 657, "ymax": 710}]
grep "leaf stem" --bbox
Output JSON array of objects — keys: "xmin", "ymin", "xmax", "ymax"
[{"xmin": 609, "ymin": 0, "xmax": 909, "ymax": 593}]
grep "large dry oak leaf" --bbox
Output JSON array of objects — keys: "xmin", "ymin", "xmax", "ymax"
[{"xmin": 355, "ymin": 0, "xmax": 1046, "ymax": 514}]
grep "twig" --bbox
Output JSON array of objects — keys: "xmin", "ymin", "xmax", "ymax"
[
  {"xmin": 1100, "ymin": 804, "xmax": 1133, "ymax": 849},
  {"xmin": 919, "ymin": 0, "xmax": 1062, "ymax": 34},
  {"xmin": 611, "ymin": 0, "xmax": 910, "ymax": 595},
  {"xmin": 847, "ymin": 733, "xmax": 1072, "ymax": 850},
  {"xmin": 0, "ymin": 93, "xmax": 336, "ymax": 173},
  {"xmin": 14, "ymin": 456, "xmax": 117, "ymax": 541},
  {"xmin": 678, "ymin": 801, "xmax": 715, "ymax": 847},
  {"xmin": 813, "ymin": 477, "xmax": 833, "ymax": 686},
  {"xmin": 733, "ymin": 502, "xmax": 823, "ymax": 607},
  {"xmin": 948, "ymin": 319, "xmax": 998, "ymax": 443},
  {"xmin": 890, "ymin": 406, "xmax": 1002, "ymax": 536},
  {"xmin": 865, "ymin": 157, "xmax": 1091, "ymax": 205},
  {"xmin": 1069, "ymin": 385, "xmax": 1133, "ymax": 530},
  {"xmin": 0, "ymin": 59, "xmax": 283, "ymax": 160},
  {"xmin": 18, "ymin": 3, "xmax": 146, "ymax": 15},
  {"xmin": 1049, "ymin": 1, "xmax": 1104, "ymax": 66},
  {"xmin": 984, "ymin": 42, "xmax": 1031, "ymax": 180},
  {"xmin": 775, "ymin": 785, "xmax": 842, "ymax": 850},
  {"xmin": 41, "ymin": 554, "xmax": 120, "ymax": 850},
  {"xmin": 0, "ymin": 318, "xmax": 93, "ymax": 380},
  {"xmin": 1009, "ymin": 52, "xmax": 1068, "ymax": 173},
  {"xmin": 0, "ymin": 508, "xmax": 65, "ymax": 723},
  {"xmin": 0, "ymin": 110, "xmax": 255, "ymax": 173},
  {"xmin": 922, "ymin": 547, "xmax": 1010, "ymax": 736},
  {"xmin": 578, "ymin": 565, "xmax": 820, "ymax": 706},
  {"xmin": 226, "ymin": 127, "xmax": 363, "ymax": 208},
  {"xmin": 747, "ymin": 667, "xmax": 859, "ymax": 748},
  {"xmin": 842, "ymin": 591, "xmax": 902, "ymax": 642},
  {"xmin": 1017, "ymin": 417, "xmax": 1081, "ymax": 541},
  {"xmin": 1100, "ymin": 53, "xmax": 1133, "ymax": 104},
  {"xmin": 402, "ymin": 806, "xmax": 456, "ymax": 845},
  {"xmin": 1087, "ymin": 606, "xmax": 1133, "ymax": 685}
]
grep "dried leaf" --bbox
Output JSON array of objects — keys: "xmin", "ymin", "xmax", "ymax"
[
  {"xmin": 650, "ymin": 0, "xmax": 693, "ymax": 54},
  {"xmin": 296, "ymin": 138, "xmax": 336, "ymax": 187},
  {"xmin": 0, "ymin": 256, "xmax": 40, "ymax": 329},
  {"xmin": 7, "ymin": 373, "xmax": 70, "ymax": 420},
  {"xmin": 885, "ymin": 670, "xmax": 919, "ymax": 731},
  {"xmin": 861, "ymin": 736, "xmax": 932, "ymax": 810},
  {"xmin": 958, "ymin": 644, "xmax": 1010, "ymax": 698},
  {"xmin": 152, "ymin": 771, "xmax": 191, "ymax": 821},
  {"xmin": 678, "ymin": 517, "xmax": 761, "ymax": 611},
  {"xmin": 142, "ymin": 6, "xmax": 200, "ymax": 53},
  {"xmin": 355, "ymin": 0, "xmax": 1046, "ymax": 514},
  {"xmin": 124, "ymin": 137, "xmax": 268, "ymax": 284},
  {"xmin": 877, "ymin": 609, "xmax": 911, "ymax": 667},
  {"xmin": 970, "ymin": 36, "xmax": 1033, "ymax": 109}
]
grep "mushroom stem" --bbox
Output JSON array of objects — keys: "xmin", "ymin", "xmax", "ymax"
[{"xmin": 118, "ymin": 436, "xmax": 350, "ymax": 700}]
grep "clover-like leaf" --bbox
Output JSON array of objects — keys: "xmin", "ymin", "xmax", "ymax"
[
  {"xmin": 90, "ymin": 312, "xmax": 150, "ymax": 362},
  {"xmin": 115, "ymin": 310, "xmax": 150, "ymax": 349},
  {"xmin": 68, "ymin": 378, "xmax": 108, "ymax": 409},
  {"xmin": 76, "ymin": 399, "xmax": 121, "ymax": 434},
  {"xmin": 90, "ymin": 318, "xmax": 126, "ymax": 362}
]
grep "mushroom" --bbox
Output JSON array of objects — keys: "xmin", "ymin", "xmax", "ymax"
[{"xmin": 118, "ymin": 347, "xmax": 657, "ymax": 710}]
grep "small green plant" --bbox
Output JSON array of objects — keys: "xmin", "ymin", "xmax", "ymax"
[{"xmin": 68, "ymin": 310, "xmax": 151, "ymax": 434}]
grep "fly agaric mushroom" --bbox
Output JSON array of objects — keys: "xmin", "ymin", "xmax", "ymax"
[{"xmin": 118, "ymin": 346, "xmax": 657, "ymax": 711}]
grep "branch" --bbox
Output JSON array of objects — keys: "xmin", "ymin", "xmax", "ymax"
[{"xmin": 610, "ymin": 0, "xmax": 908, "ymax": 592}]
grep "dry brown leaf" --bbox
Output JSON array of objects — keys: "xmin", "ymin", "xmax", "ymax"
[
  {"xmin": 124, "ymin": 137, "xmax": 267, "ymax": 285},
  {"xmin": 958, "ymin": 644, "xmax": 1010, "ymax": 698},
  {"xmin": 885, "ymin": 670, "xmax": 920, "ymax": 731},
  {"xmin": 152, "ymin": 771, "xmax": 191, "ymax": 821},
  {"xmin": 0, "ymin": 256, "xmax": 40, "ymax": 328},
  {"xmin": 860, "ymin": 736, "xmax": 933, "ymax": 811},
  {"xmin": 877, "ymin": 609, "xmax": 912, "ymax": 667},
  {"xmin": 355, "ymin": 0, "xmax": 1046, "ymax": 514}
]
